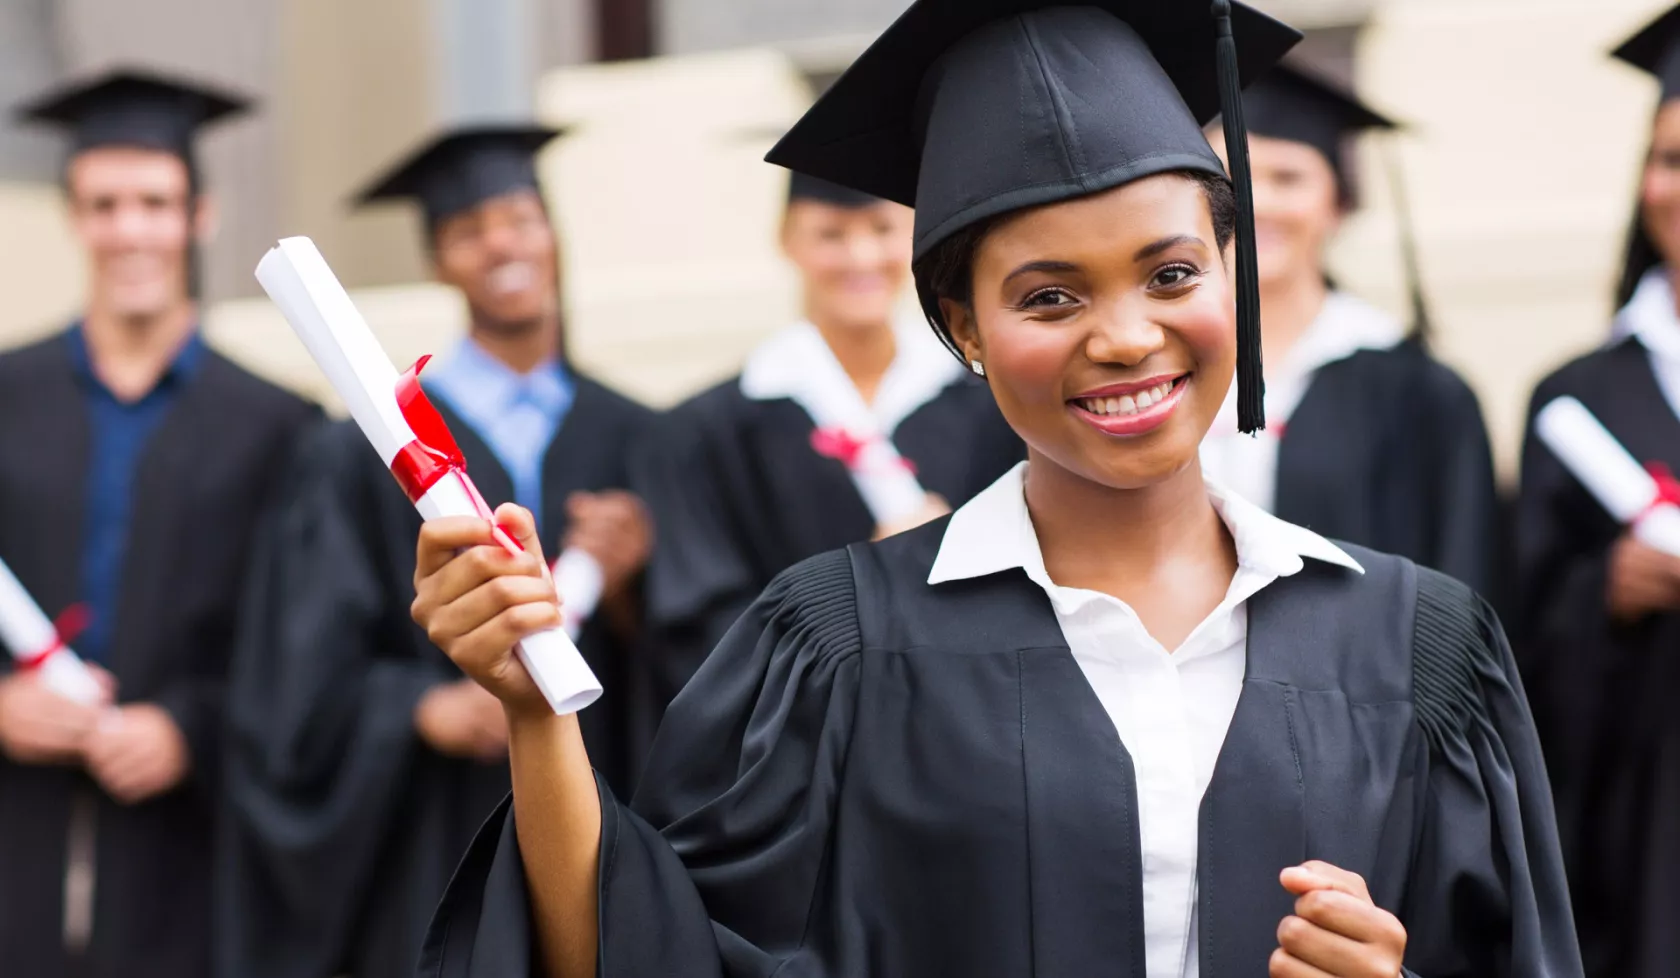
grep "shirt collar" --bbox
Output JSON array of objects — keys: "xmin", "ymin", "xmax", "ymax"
[
  {"xmin": 1613, "ymin": 267, "xmax": 1680, "ymax": 363},
  {"xmin": 426, "ymin": 336, "xmax": 570, "ymax": 419},
  {"xmin": 928, "ymin": 462, "xmax": 1363, "ymax": 589},
  {"xmin": 67, "ymin": 322, "xmax": 207, "ymax": 393},
  {"xmin": 1279, "ymin": 292, "xmax": 1407, "ymax": 381},
  {"xmin": 739, "ymin": 319, "xmax": 962, "ymax": 435}
]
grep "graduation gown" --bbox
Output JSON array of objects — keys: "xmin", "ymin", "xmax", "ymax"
[
  {"xmin": 0, "ymin": 332, "xmax": 315, "ymax": 978},
  {"xmin": 1206, "ymin": 334, "xmax": 1503, "ymax": 603},
  {"xmin": 219, "ymin": 376, "xmax": 653, "ymax": 978},
  {"xmin": 421, "ymin": 523, "xmax": 1580, "ymax": 978},
  {"xmin": 1514, "ymin": 336, "xmax": 1680, "ymax": 977},
  {"xmin": 640, "ymin": 372, "xmax": 1022, "ymax": 702}
]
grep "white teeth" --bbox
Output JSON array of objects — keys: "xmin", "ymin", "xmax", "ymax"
[
  {"xmin": 1078, "ymin": 380, "xmax": 1177, "ymax": 417},
  {"xmin": 488, "ymin": 262, "xmax": 536, "ymax": 295}
]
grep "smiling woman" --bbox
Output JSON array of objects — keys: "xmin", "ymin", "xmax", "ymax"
[{"xmin": 409, "ymin": 3, "xmax": 1581, "ymax": 978}]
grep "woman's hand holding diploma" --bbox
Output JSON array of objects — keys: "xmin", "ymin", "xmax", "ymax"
[
  {"xmin": 411, "ymin": 503, "xmax": 602, "ymax": 978},
  {"xmin": 1272, "ymin": 862, "xmax": 1407, "ymax": 978}
]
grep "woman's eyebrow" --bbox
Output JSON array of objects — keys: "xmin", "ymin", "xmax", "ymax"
[
  {"xmin": 1001, "ymin": 260, "xmax": 1080, "ymax": 288},
  {"xmin": 1133, "ymin": 234, "xmax": 1204, "ymax": 262}
]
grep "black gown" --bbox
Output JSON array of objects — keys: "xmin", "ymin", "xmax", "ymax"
[
  {"xmin": 420, "ymin": 522, "xmax": 1580, "ymax": 978},
  {"xmin": 218, "ymin": 376, "xmax": 654, "ymax": 978},
  {"xmin": 0, "ymin": 331, "xmax": 316, "ymax": 978},
  {"xmin": 1514, "ymin": 336, "xmax": 1680, "ymax": 978},
  {"xmin": 1273, "ymin": 341, "xmax": 1505, "ymax": 604},
  {"xmin": 638, "ymin": 373, "xmax": 1022, "ymax": 702}
]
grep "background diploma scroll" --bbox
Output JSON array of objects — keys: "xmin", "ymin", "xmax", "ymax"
[
  {"xmin": 0, "ymin": 556, "xmax": 104, "ymax": 705},
  {"xmin": 809, "ymin": 427, "xmax": 929, "ymax": 526},
  {"xmin": 255, "ymin": 237, "xmax": 602, "ymax": 715},
  {"xmin": 551, "ymin": 549, "xmax": 604, "ymax": 640},
  {"xmin": 1535, "ymin": 396, "xmax": 1680, "ymax": 557}
]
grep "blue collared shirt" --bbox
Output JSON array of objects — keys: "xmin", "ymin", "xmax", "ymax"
[
  {"xmin": 69, "ymin": 326, "xmax": 206, "ymax": 664},
  {"xmin": 424, "ymin": 338, "xmax": 573, "ymax": 526}
]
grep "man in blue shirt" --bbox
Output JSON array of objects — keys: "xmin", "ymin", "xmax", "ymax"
[
  {"xmin": 221, "ymin": 125, "xmax": 655, "ymax": 978},
  {"xmin": 0, "ymin": 70, "xmax": 315, "ymax": 978}
]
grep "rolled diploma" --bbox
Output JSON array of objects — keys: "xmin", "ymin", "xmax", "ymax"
[
  {"xmin": 1535, "ymin": 396, "xmax": 1680, "ymax": 557},
  {"xmin": 852, "ymin": 439, "xmax": 931, "ymax": 526},
  {"xmin": 255, "ymin": 236, "xmax": 601, "ymax": 715},
  {"xmin": 0, "ymin": 557, "xmax": 103, "ymax": 705},
  {"xmin": 552, "ymin": 549, "xmax": 604, "ymax": 640}
]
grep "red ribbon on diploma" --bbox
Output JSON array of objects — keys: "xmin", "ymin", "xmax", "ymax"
[
  {"xmin": 1638, "ymin": 461, "xmax": 1680, "ymax": 525},
  {"xmin": 390, "ymin": 356, "xmax": 524, "ymax": 554},
  {"xmin": 17, "ymin": 603, "xmax": 91, "ymax": 672},
  {"xmin": 811, "ymin": 427, "xmax": 916, "ymax": 475}
]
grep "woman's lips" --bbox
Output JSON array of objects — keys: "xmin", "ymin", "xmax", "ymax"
[{"xmin": 1068, "ymin": 375, "xmax": 1189, "ymax": 436}]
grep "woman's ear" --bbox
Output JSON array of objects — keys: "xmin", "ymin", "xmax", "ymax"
[{"xmin": 940, "ymin": 297, "xmax": 983, "ymax": 365}]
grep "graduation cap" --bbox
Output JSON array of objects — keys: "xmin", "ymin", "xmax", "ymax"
[
  {"xmin": 1611, "ymin": 4, "xmax": 1680, "ymax": 307},
  {"xmin": 788, "ymin": 171, "xmax": 883, "ymax": 209},
  {"xmin": 767, "ymin": 0, "xmax": 1302, "ymax": 433},
  {"xmin": 1238, "ymin": 62, "xmax": 1431, "ymax": 340},
  {"xmin": 1242, "ymin": 62, "xmax": 1397, "ymax": 193},
  {"xmin": 1613, "ymin": 2, "xmax": 1680, "ymax": 101},
  {"xmin": 354, "ymin": 125, "xmax": 564, "ymax": 230},
  {"xmin": 15, "ymin": 67, "xmax": 250, "ymax": 167}
]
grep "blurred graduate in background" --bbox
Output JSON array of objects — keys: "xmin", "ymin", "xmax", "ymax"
[
  {"xmin": 0, "ymin": 70, "xmax": 316, "ymax": 978},
  {"xmin": 218, "ymin": 125, "xmax": 656, "ymax": 978},
  {"xmin": 1200, "ymin": 60, "xmax": 1502, "ymax": 601},
  {"xmin": 1515, "ymin": 6, "xmax": 1680, "ymax": 974},
  {"xmin": 637, "ymin": 171, "xmax": 1022, "ymax": 705}
]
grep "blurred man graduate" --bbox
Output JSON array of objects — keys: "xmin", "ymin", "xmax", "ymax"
[
  {"xmin": 0, "ymin": 69, "xmax": 316, "ymax": 978},
  {"xmin": 218, "ymin": 124, "xmax": 656, "ymax": 978}
]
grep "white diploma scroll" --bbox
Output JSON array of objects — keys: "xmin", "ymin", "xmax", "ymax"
[
  {"xmin": 551, "ymin": 549, "xmax": 604, "ymax": 640},
  {"xmin": 256, "ymin": 237, "xmax": 602, "ymax": 715},
  {"xmin": 1535, "ymin": 396, "xmax": 1680, "ymax": 557},
  {"xmin": 846, "ymin": 437, "xmax": 931, "ymax": 527},
  {"xmin": 0, "ymin": 557, "xmax": 103, "ymax": 705}
]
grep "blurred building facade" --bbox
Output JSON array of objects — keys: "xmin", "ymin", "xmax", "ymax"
[{"xmin": 0, "ymin": 0, "xmax": 1672, "ymax": 474}]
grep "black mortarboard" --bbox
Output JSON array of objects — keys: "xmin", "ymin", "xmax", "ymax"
[
  {"xmin": 1612, "ymin": 5, "xmax": 1680, "ymax": 307},
  {"xmin": 1242, "ymin": 62, "xmax": 1397, "ymax": 188},
  {"xmin": 15, "ymin": 68, "xmax": 250, "ymax": 164},
  {"xmin": 1237, "ymin": 62, "xmax": 1431, "ymax": 340},
  {"xmin": 1613, "ymin": 3, "xmax": 1680, "ymax": 102},
  {"xmin": 353, "ymin": 125, "xmax": 563, "ymax": 229},
  {"xmin": 767, "ymin": 1, "xmax": 1301, "ymax": 432},
  {"xmin": 788, "ymin": 171, "xmax": 883, "ymax": 209}
]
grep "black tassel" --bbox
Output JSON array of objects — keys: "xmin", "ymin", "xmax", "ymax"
[
  {"xmin": 1212, "ymin": 0, "xmax": 1265, "ymax": 434},
  {"xmin": 1381, "ymin": 138, "xmax": 1432, "ymax": 346}
]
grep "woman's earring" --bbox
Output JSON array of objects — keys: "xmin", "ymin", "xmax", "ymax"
[{"xmin": 970, "ymin": 360, "xmax": 986, "ymax": 377}]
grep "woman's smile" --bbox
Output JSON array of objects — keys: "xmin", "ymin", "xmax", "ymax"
[{"xmin": 1068, "ymin": 373, "xmax": 1191, "ymax": 436}]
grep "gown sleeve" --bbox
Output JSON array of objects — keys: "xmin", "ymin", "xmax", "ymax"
[
  {"xmin": 1508, "ymin": 383, "xmax": 1626, "ymax": 818},
  {"xmin": 219, "ymin": 422, "xmax": 453, "ymax": 978},
  {"xmin": 1398, "ymin": 568, "xmax": 1584, "ymax": 978},
  {"xmin": 634, "ymin": 398, "xmax": 766, "ymax": 705},
  {"xmin": 420, "ymin": 549, "xmax": 863, "ymax": 978}
]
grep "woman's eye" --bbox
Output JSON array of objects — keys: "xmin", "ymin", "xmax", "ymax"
[
  {"xmin": 1150, "ymin": 264, "xmax": 1199, "ymax": 290},
  {"xmin": 1022, "ymin": 288, "xmax": 1075, "ymax": 308}
]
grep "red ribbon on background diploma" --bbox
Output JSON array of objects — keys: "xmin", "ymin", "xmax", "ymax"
[
  {"xmin": 810, "ymin": 427, "xmax": 917, "ymax": 475},
  {"xmin": 390, "ymin": 356, "xmax": 524, "ymax": 555},
  {"xmin": 1638, "ymin": 461, "xmax": 1680, "ymax": 525},
  {"xmin": 16, "ymin": 603, "xmax": 91, "ymax": 672}
]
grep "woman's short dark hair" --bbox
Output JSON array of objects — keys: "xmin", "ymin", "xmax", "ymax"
[{"xmin": 913, "ymin": 169, "xmax": 1238, "ymax": 356}]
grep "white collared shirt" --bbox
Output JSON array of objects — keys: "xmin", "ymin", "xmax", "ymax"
[
  {"xmin": 1198, "ymin": 292, "xmax": 1407, "ymax": 512},
  {"xmin": 739, "ymin": 318, "xmax": 963, "ymax": 436},
  {"xmin": 1611, "ymin": 267, "xmax": 1680, "ymax": 420},
  {"xmin": 928, "ymin": 463, "xmax": 1363, "ymax": 978}
]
